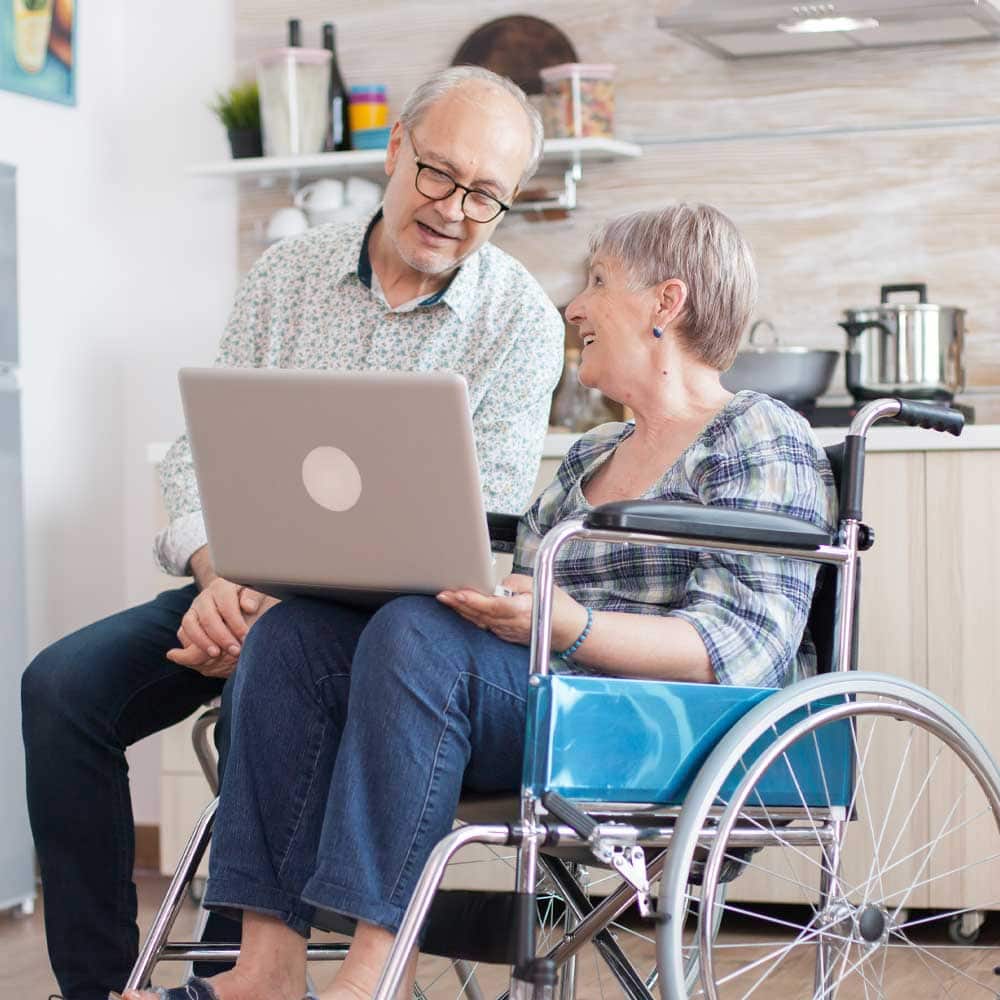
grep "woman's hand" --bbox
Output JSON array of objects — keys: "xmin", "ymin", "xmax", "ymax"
[{"xmin": 437, "ymin": 574, "xmax": 589, "ymax": 651}]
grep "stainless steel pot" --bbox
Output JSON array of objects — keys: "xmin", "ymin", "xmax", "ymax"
[
  {"xmin": 721, "ymin": 320, "xmax": 839, "ymax": 408},
  {"xmin": 840, "ymin": 283, "xmax": 965, "ymax": 402}
]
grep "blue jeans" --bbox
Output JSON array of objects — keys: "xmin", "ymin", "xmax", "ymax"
[
  {"xmin": 204, "ymin": 595, "xmax": 530, "ymax": 935},
  {"xmin": 20, "ymin": 584, "xmax": 240, "ymax": 1000}
]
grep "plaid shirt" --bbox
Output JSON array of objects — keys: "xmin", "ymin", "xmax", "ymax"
[{"xmin": 513, "ymin": 391, "xmax": 838, "ymax": 688}]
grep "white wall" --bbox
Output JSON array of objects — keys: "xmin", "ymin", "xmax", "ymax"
[{"xmin": 0, "ymin": 1, "xmax": 238, "ymax": 823}]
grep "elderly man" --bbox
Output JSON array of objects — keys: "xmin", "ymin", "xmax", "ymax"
[{"xmin": 21, "ymin": 66, "xmax": 563, "ymax": 1000}]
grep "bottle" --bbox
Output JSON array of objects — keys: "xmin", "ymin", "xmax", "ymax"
[
  {"xmin": 322, "ymin": 22, "xmax": 351, "ymax": 151},
  {"xmin": 287, "ymin": 18, "xmax": 301, "ymax": 46},
  {"xmin": 550, "ymin": 349, "xmax": 584, "ymax": 431}
]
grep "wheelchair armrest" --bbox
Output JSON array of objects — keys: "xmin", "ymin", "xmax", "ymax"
[
  {"xmin": 487, "ymin": 512, "xmax": 520, "ymax": 554},
  {"xmin": 584, "ymin": 500, "xmax": 833, "ymax": 550}
]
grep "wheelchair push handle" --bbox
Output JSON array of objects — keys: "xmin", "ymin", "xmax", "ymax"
[{"xmin": 895, "ymin": 398, "xmax": 965, "ymax": 436}]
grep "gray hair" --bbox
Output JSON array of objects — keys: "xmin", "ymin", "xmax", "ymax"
[
  {"xmin": 398, "ymin": 66, "xmax": 544, "ymax": 187},
  {"xmin": 589, "ymin": 204, "xmax": 758, "ymax": 370}
]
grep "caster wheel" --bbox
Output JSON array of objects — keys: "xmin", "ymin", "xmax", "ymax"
[{"xmin": 948, "ymin": 912, "xmax": 985, "ymax": 945}]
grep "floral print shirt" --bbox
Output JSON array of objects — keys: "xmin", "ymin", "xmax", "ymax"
[
  {"xmin": 154, "ymin": 215, "xmax": 564, "ymax": 576},
  {"xmin": 513, "ymin": 392, "xmax": 838, "ymax": 687}
]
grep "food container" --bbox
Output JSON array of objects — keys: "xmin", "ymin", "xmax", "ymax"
[
  {"xmin": 349, "ymin": 85, "xmax": 388, "ymax": 132},
  {"xmin": 256, "ymin": 47, "xmax": 331, "ymax": 157},
  {"xmin": 351, "ymin": 126, "xmax": 392, "ymax": 150},
  {"xmin": 540, "ymin": 63, "xmax": 615, "ymax": 138}
]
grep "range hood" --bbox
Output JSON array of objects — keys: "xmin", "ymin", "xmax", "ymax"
[{"xmin": 657, "ymin": 0, "xmax": 1000, "ymax": 58}]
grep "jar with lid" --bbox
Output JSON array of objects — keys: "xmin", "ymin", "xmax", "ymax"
[{"xmin": 550, "ymin": 349, "xmax": 618, "ymax": 432}]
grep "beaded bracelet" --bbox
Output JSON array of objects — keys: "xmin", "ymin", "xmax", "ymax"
[{"xmin": 556, "ymin": 607, "xmax": 594, "ymax": 662}]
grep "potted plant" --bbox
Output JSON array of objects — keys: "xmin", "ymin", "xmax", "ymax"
[{"xmin": 211, "ymin": 81, "xmax": 263, "ymax": 159}]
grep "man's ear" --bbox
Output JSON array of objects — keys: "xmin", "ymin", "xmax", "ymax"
[
  {"xmin": 384, "ymin": 121, "xmax": 405, "ymax": 178},
  {"xmin": 656, "ymin": 278, "xmax": 688, "ymax": 328}
]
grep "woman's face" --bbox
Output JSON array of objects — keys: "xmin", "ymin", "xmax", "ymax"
[{"xmin": 564, "ymin": 255, "xmax": 658, "ymax": 400}]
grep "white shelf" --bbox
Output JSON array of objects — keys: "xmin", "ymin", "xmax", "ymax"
[{"xmin": 187, "ymin": 137, "xmax": 642, "ymax": 183}]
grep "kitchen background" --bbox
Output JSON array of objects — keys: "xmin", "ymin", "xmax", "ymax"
[
  {"xmin": 236, "ymin": 0, "xmax": 1000, "ymax": 403},
  {"xmin": 3, "ymin": 0, "xmax": 1000, "ymax": 851}
]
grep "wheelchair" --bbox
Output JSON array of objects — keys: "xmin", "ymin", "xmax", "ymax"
[{"xmin": 126, "ymin": 397, "xmax": 1000, "ymax": 1000}]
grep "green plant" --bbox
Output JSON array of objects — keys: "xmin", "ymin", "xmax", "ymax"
[{"xmin": 210, "ymin": 81, "xmax": 261, "ymax": 131}]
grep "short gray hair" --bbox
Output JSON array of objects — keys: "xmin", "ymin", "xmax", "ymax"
[
  {"xmin": 589, "ymin": 204, "xmax": 758, "ymax": 370},
  {"xmin": 398, "ymin": 66, "xmax": 544, "ymax": 187}
]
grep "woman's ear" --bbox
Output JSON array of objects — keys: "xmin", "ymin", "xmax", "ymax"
[{"xmin": 656, "ymin": 278, "xmax": 688, "ymax": 328}]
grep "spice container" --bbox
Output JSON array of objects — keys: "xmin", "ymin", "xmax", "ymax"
[
  {"xmin": 540, "ymin": 63, "xmax": 615, "ymax": 138},
  {"xmin": 256, "ymin": 46, "xmax": 332, "ymax": 156},
  {"xmin": 349, "ymin": 84, "xmax": 388, "ymax": 132}
]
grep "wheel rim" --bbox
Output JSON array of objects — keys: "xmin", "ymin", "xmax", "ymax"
[{"xmin": 692, "ymin": 695, "xmax": 1000, "ymax": 999}]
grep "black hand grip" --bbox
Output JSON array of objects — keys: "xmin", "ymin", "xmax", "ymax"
[
  {"xmin": 541, "ymin": 791, "xmax": 598, "ymax": 840},
  {"xmin": 895, "ymin": 399, "xmax": 965, "ymax": 436},
  {"xmin": 880, "ymin": 283, "xmax": 927, "ymax": 304}
]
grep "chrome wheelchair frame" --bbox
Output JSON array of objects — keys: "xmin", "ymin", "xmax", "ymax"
[{"xmin": 126, "ymin": 398, "xmax": 1000, "ymax": 1000}]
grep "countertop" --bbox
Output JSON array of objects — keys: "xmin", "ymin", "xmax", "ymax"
[
  {"xmin": 147, "ymin": 424, "xmax": 1000, "ymax": 465},
  {"xmin": 541, "ymin": 424, "xmax": 1000, "ymax": 459}
]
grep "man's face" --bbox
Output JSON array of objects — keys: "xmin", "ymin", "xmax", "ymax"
[{"xmin": 380, "ymin": 86, "xmax": 531, "ymax": 276}]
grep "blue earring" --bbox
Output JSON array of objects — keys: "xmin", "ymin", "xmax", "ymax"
[{"xmin": 652, "ymin": 326, "xmax": 663, "ymax": 338}]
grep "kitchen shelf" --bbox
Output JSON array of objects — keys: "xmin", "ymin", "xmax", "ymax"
[
  {"xmin": 188, "ymin": 137, "xmax": 640, "ymax": 180},
  {"xmin": 187, "ymin": 137, "xmax": 641, "ymax": 212}
]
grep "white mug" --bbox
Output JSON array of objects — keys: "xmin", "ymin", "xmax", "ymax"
[
  {"xmin": 294, "ymin": 179, "xmax": 345, "ymax": 226},
  {"xmin": 265, "ymin": 206, "xmax": 309, "ymax": 242}
]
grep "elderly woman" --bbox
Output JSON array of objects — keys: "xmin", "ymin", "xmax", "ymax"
[{"xmin": 125, "ymin": 203, "xmax": 835, "ymax": 1000}]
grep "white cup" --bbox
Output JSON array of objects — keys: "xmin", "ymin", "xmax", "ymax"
[
  {"xmin": 266, "ymin": 206, "xmax": 309, "ymax": 242},
  {"xmin": 294, "ymin": 178, "xmax": 345, "ymax": 226},
  {"xmin": 345, "ymin": 176, "xmax": 382, "ymax": 211}
]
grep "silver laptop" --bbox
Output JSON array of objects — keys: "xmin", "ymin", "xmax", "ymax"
[{"xmin": 179, "ymin": 367, "xmax": 497, "ymax": 605}]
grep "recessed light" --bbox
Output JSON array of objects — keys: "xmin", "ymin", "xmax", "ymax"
[{"xmin": 778, "ymin": 16, "xmax": 880, "ymax": 33}]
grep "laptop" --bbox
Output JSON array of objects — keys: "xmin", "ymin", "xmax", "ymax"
[{"xmin": 178, "ymin": 367, "xmax": 498, "ymax": 606}]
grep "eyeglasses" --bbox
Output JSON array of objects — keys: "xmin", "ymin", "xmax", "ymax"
[{"xmin": 410, "ymin": 133, "xmax": 511, "ymax": 224}]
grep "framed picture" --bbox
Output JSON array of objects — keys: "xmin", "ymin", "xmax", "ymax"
[{"xmin": 0, "ymin": 0, "xmax": 76, "ymax": 106}]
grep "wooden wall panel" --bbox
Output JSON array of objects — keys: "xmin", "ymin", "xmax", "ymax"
[{"xmin": 232, "ymin": 1, "xmax": 1000, "ymax": 405}]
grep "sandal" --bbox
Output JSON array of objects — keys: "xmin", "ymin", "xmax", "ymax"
[{"xmin": 109, "ymin": 977, "xmax": 220, "ymax": 1000}]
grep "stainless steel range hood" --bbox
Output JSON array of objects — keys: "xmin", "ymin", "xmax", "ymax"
[{"xmin": 657, "ymin": 1, "xmax": 1000, "ymax": 58}]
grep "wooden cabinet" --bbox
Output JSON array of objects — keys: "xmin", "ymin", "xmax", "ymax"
[{"xmin": 731, "ymin": 450, "xmax": 1000, "ymax": 907}]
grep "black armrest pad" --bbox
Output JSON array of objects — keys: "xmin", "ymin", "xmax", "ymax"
[
  {"xmin": 487, "ymin": 512, "xmax": 520, "ymax": 554},
  {"xmin": 585, "ymin": 500, "xmax": 833, "ymax": 550}
]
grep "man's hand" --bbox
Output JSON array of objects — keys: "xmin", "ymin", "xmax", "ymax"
[{"xmin": 167, "ymin": 546, "xmax": 278, "ymax": 676}]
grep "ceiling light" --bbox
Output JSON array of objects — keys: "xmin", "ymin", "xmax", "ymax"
[{"xmin": 778, "ymin": 16, "xmax": 880, "ymax": 33}]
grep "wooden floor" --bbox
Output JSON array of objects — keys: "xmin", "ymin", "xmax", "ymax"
[{"xmin": 3, "ymin": 875, "xmax": 998, "ymax": 999}]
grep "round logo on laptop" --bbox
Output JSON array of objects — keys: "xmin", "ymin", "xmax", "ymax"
[{"xmin": 301, "ymin": 446, "xmax": 363, "ymax": 512}]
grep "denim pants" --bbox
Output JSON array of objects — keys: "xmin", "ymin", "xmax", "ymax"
[
  {"xmin": 20, "ymin": 584, "xmax": 240, "ymax": 1000},
  {"xmin": 204, "ymin": 595, "xmax": 530, "ymax": 935}
]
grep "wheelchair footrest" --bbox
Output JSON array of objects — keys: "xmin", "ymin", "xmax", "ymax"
[{"xmin": 420, "ymin": 889, "xmax": 523, "ymax": 965}]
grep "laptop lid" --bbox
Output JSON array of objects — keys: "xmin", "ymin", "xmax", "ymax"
[{"xmin": 178, "ymin": 367, "xmax": 497, "ymax": 604}]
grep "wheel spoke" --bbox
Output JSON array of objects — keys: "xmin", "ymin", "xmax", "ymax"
[{"xmin": 892, "ymin": 927, "xmax": 999, "ymax": 995}]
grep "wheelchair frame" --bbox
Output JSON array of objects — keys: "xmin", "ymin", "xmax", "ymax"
[{"xmin": 126, "ymin": 398, "xmax": 1000, "ymax": 1000}]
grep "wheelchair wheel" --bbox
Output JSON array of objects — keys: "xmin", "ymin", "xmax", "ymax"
[{"xmin": 657, "ymin": 673, "xmax": 1000, "ymax": 999}]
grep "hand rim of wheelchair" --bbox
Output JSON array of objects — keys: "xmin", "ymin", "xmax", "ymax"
[{"xmin": 655, "ymin": 672, "xmax": 1000, "ymax": 999}]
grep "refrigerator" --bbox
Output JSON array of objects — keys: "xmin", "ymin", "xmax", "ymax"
[{"xmin": 0, "ymin": 162, "xmax": 36, "ymax": 913}]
